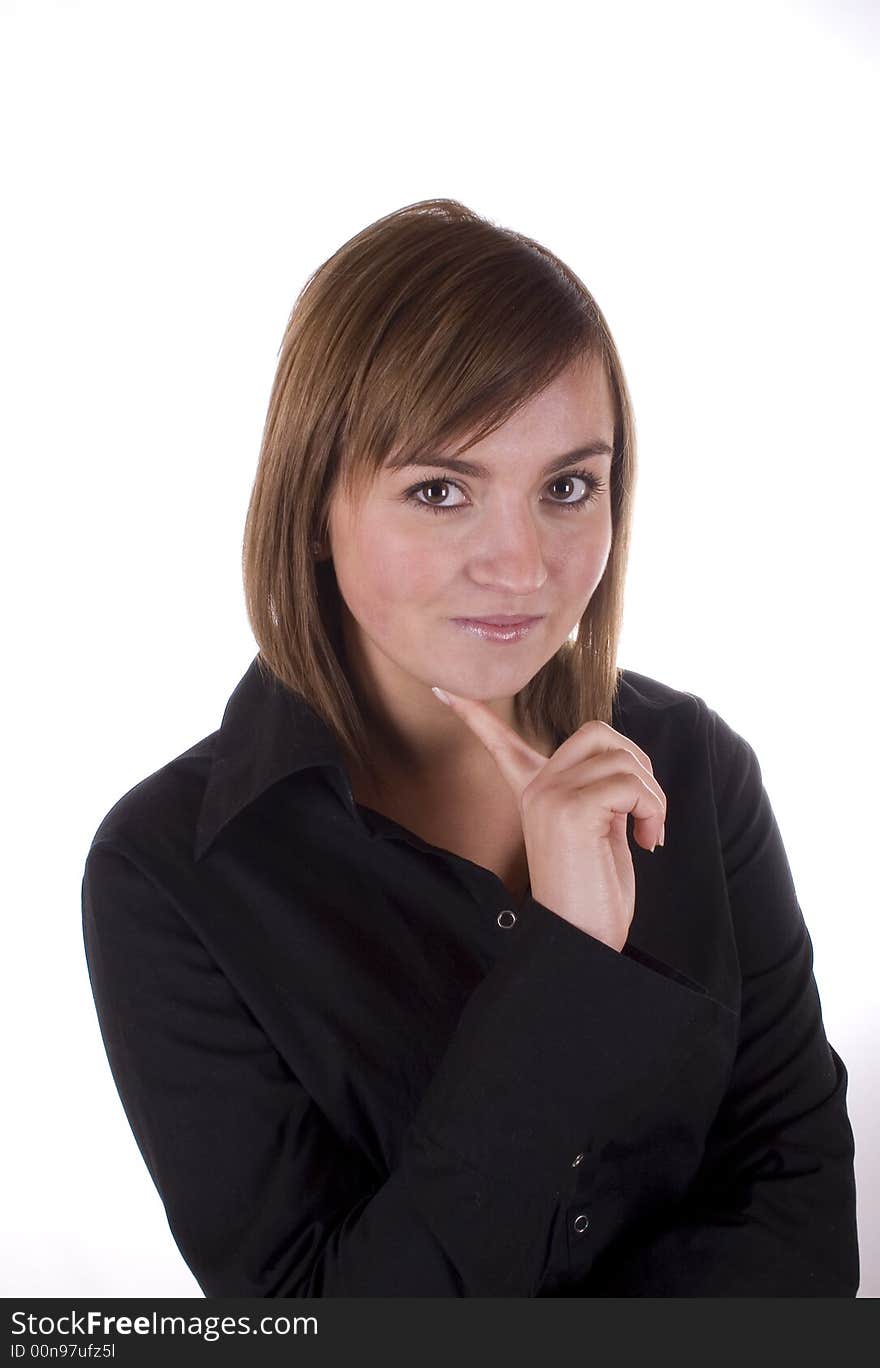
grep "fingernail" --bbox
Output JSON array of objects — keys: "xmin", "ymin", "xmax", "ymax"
[
  {"xmin": 431, "ymin": 686, "xmax": 452, "ymax": 705},
  {"xmin": 658, "ymin": 821, "xmax": 665, "ymax": 847}
]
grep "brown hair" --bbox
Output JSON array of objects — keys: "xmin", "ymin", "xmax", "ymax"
[{"xmin": 242, "ymin": 198, "xmax": 637, "ymax": 789}]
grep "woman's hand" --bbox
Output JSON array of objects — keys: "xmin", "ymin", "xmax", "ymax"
[{"xmin": 431, "ymin": 687, "xmax": 666, "ymax": 953}]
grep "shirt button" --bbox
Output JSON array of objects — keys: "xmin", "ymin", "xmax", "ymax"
[
  {"xmin": 497, "ymin": 909, "xmax": 516, "ymax": 928},
  {"xmin": 573, "ymin": 1214, "xmax": 590, "ymax": 1234},
  {"xmin": 571, "ymin": 1152, "xmax": 584, "ymax": 1167}
]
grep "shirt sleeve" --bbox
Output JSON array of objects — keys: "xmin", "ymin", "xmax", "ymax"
[
  {"xmin": 82, "ymin": 836, "xmax": 732, "ymax": 1298},
  {"xmin": 583, "ymin": 708, "xmax": 860, "ymax": 1297}
]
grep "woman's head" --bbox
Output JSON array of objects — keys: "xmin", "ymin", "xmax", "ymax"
[{"xmin": 242, "ymin": 198, "xmax": 636, "ymax": 786}]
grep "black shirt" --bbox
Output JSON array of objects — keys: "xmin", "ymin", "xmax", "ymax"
[{"xmin": 80, "ymin": 655, "xmax": 859, "ymax": 1297}]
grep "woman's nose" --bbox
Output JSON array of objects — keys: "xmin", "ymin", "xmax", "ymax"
[{"xmin": 467, "ymin": 516, "xmax": 548, "ymax": 588}]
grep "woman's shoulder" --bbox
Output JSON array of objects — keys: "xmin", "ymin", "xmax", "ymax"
[
  {"xmin": 613, "ymin": 665, "xmax": 709, "ymax": 744},
  {"xmin": 613, "ymin": 667, "xmax": 751, "ymax": 800},
  {"xmin": 85, "ymin": 729, "xmax": 218, "ymax": 867},
  {"xmin": 617, "ymin": 665, "xmax": 705, "ymax": 708}
]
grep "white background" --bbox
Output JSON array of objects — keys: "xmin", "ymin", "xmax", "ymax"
[{"xmin": 2, "ymin": 0, "xmax": 877, "ymax": 1297}]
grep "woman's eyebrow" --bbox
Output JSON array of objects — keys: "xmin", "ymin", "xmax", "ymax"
[{"xmin": 387, "ymin": 440, "xmax": 613, "ymax": 479}]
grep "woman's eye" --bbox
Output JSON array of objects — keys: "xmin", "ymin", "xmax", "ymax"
[
  {"xmin": 403, "ymin": 469, "xmax": 607, "ymax": 516},
  {"xmin": 406, "ymin": 478, "xmax": 467, "ymax": 513}
]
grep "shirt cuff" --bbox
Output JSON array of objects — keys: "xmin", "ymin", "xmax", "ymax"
[{"xmin": 409, "ymin": 894, "xmax": 738, "ymax": 1204}]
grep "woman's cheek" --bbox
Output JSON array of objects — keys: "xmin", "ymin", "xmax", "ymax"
[{"xmin": 382, "ymin": 533, "xmax": 448, "ymax": 594}]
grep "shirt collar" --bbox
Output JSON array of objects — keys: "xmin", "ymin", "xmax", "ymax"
[
  {"xmin": 194, "ymin": 654, "xmax": 353, "ymax": 862},
  {"xmin": 194, "ymin": 662, "xmax": 705, "ymax": 993},
  {"xmin": 194, "ymin": 655, "xmax": 635, "ymax": 867}
]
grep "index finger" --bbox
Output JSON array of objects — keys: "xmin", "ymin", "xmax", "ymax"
[{"xmin": 430, "ymin": 686, "xmax": 546, "ymax": 801}]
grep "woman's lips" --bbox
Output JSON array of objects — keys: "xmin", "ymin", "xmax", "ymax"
[
  {"xmin": 451, "ymin": 616, "xmax": 543, "ymax": 642},
  {"xmin": 457, "ymin": 616, "xmax": 542, "ymax": 627}
]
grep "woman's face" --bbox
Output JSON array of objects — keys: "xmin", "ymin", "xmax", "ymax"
[{"xmin": 326, "ymin": 351, "xmax": 616, "ymax": 750}]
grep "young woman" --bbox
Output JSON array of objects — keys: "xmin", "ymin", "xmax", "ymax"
[{"xmin": 81, "ymin": 198, "xmax": 859, "ymax": 1297}]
